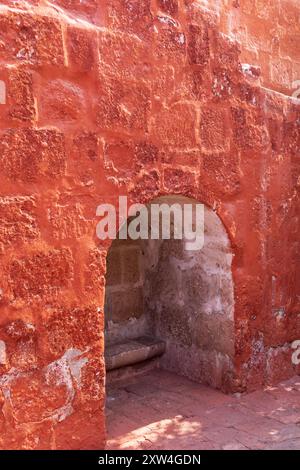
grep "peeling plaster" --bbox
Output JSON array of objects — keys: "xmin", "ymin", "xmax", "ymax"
[
  {"xmin": 0, "ymin": 81, "xmax": 6, "ymax": 105},
  {"xmin": 0, "ymin": 348, "xmax": 89, "ymax": 425},
  {"xmin": 0, "ymin": 340, "xmax": 6, "ymax": 365}
]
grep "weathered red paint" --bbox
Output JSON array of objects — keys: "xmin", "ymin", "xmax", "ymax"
[{"xmin": 0, "ymin": 0, "xmax": 299, "ymax": 450}]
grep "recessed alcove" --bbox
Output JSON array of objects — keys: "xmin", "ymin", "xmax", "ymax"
[{"xmin": 104, "ymin": 196, "xmax": 235, "ymax": 389}]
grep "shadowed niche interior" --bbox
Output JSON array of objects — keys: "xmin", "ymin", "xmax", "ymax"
[{"xmin": 104, "ymin": 196, "xmax": 235, "ymax": 390}]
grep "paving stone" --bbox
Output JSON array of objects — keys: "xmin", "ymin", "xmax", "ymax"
[{"xmin": 107, "ymin": 370, "xmax": 300, "ymax": 450}]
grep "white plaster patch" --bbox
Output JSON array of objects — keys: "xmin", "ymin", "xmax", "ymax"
[
  {"xmin": 241, "ymin": 63, "xmax": 260, "ymax": 81},
  {"xmin": 0, "ymin": 348, "xmax": 90, "ymax": 426},
  {"xmin": 0, "ymin": 80, "xmax": 6, "ymax": 104},
  {"xmin": 178, "ymin": 33, "xmax": 185, "ymax": 44},
  {"xmin": 44, "ymin": 348, "xmax": 89, "ymax": 423},
  {"xmin": 157, "ymin": 15, "xmax": 178, "ymax": 28},
  {"xmin": 65, "ymin": 348, "xmax": 89, "ymax": 387},
  {"xmin": 0, "ymin": 340, "xmax": 6, "ymax": 365}
]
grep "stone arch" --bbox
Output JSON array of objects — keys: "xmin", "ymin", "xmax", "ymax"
[{"xmin": 104, "ymin": 195, "xmax": 235, "ymax": 390}]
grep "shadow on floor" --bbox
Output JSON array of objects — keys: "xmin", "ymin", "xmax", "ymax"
[{"xmin": 106, "ymin": 369, "xmax": 300, "ymax": 450}]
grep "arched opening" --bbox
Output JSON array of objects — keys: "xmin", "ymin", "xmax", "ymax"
[{"xmin": 104, "ymin": 196, "xmax": 235, "ymax": 389}]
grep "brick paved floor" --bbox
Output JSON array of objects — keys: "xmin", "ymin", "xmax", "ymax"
[{"xmin": 106, "ymin": 369, "xmax": 300, "ymax": 450}]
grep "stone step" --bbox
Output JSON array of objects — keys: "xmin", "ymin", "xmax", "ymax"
[
  {"xmin": 105, "ymin": 336, "xmax": 166, "ymax": 371},
  {"xmin": 106, "ymin": 357, "xmax": 160, "ymax": 386}
]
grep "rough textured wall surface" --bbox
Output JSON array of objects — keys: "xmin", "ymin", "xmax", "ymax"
[
  {"xmin": 0, "ymin": 0, "xmax": 299, "ymax": 450},
  {"xmin": 143, "ymin": 201, "xmax": 235, "ymax": 389},
  {"xmin": 202, "ymin": 0, "xmax": 300, "ymax": 95}
]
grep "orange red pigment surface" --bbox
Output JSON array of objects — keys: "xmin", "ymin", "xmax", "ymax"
[{"xmin": 0, "ymin": 0, "xmax": 299, "ymax": 449}]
